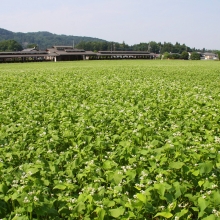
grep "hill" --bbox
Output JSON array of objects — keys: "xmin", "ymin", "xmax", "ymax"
[{"xmin": 0, "ymin": 28, "xmax": 106, "ymax": 50}]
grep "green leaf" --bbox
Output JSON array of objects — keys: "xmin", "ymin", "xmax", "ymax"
[
  {"xmin": 199, "ymin": 161, "xmax": 213, "ymax": 174},
  {"xmin": 154, "ymin": 212, "xmax": 173, "ymax": 218},
  {"xmin": 109, "ymin": 207, "xmax": 125, "ymax": 218},
  {"xmin": 173, "ymin": 182, "xmax": 181, "ymax": 199},
  {"xmin": 169, "ymin": 161, "xmax": 184, "ymax": 169},
  {"xmin": 103, "ymin": 160, "xmax": 112, "ymax": 170},
  {"xmin": 176, "ymin": 208, "xmax": 188, "ymax": 218},
  {"xmin": 191, "ymin": 207, "xmax": 199, "ymax": 212},
  {"xmin": 11, "ymin": 193, "xmax": 18, "ymax": 200},
  {"xmin": 192, "ymin": 170, "xmax": 200, "ymax": 176},
  {"xmin": 198, "ymin": 197, "xmax": 209, "ymax": 212},
  {"xmin": 119, "ymin": 141, "xmax": 130, "ymax": 147},
  {"xmin": 154, "ymin": 183, "xmax": 165, "ymax": 197},
  {"xmin": 96, "ymin": 208, "xmax": 105, "ymax": 220},
  {"xmin": 140, "ymin": 150, "xmax": 148, "ymax": 155},
  {"xmin": 27, "ymin": 205, "xmax": 33, "ymax": 213},
  {"xmin": 103, "ymin": 199, "xmax": 115, "ymax": 207},
  {"xmin": 74, "ymin": 201, "xmax": 85, "ymax": 213},
  {"xmin": 212, "ymin": 191, "xmax": 220, "ymax": 205},
  {"xmin": 126, "ymin": 169, "xmax": 136, "ymax": 181},
  {"xmin": 113, "ymin": 171, "xmax": 123, "ymax": 185},
  {"xmin": 137, "ymin": 193, "xmax": 146, "ymax": 204},
  {"xmin": 43, "ymin": 179, "xmax": 50, "ymax": 186},
  {"xmin": 26, "ymin": 167, "xmax": 39, "ymax": 175},
  {"xmin": 0, "ymin": 183, "xmax": 8, "ymax": 194},
  {"xmin": 202, "ymin": 214, "xmax": 216, "ymax": 220},
  {"xmin": 198, "ymin": 180, "xmax": 205, "ymax": 187},
  {"xmin": 53, "ymin": 184, "xmax": 66, "ymax": 190}
]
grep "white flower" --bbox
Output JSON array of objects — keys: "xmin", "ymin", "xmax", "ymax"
[
  {"xmin": 159, "ymin": 206, "xmax": 165, "ymax": 210},
  {"xmin": 34, "ymin": 196, "xmax": 39, "ymax": 202},
  {"xmin": 207, "ymin": 190, "xmax": 212, "ymax": 195},
  {"xmin": 23, "ymin": 197, "xmax": 30, "ymax": 203}
]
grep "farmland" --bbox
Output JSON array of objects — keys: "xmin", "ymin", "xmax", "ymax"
[{"xmin": 0, "ymin": 60, "xmax": 220, "ymax": 219}]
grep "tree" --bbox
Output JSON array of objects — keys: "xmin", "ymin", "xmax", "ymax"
[
  {"xmin": 180, "ymin": 51, "xmax": 189, "ymax": 60},
  {"xmin": 190, "ymin": 52, "xmax": 201, "ymax": 60},
  {"xmin": 0, "ymin": 39, "xmax": 22, "ymax": 51},
  {"xmin": 163, "ymin": 52, "xmax": 169, "ymax": 59},
  {"xmin": 216, "ymin": 51, "xmax": 220, "ymax": 61}
]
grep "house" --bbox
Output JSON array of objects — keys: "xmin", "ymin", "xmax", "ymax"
[
  {"xmin": 202, "ymin": 53, "xmax": 218, "ymax": 60},
  {"xmin": 188, "ymin": 52, "xmax": 218, "ymax": 60}
]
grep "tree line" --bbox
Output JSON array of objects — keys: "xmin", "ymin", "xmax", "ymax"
[
  {"xmin": 0, "ymin": 38, "xmax": 219, "ymax": 61},
  {"xmin": 75, "ymin": 41, "xmax": 193, "ymax": 54}
]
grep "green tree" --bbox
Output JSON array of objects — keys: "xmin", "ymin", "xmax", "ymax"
[
  {"xmin": 190, "ymin": 52, "xmax": 201, "ymax": 60},
  {"xmin": 216, "ymin": 51, "xmax": 220, "ymax": 61},
  {"xmin": 163, "ymin": 52, "xmax": 169, "ymax": 59},
  {"xmin": 180, "ymin": 51, "xmax": 189, "ymax": 60},
  {"xmin": 0, "ymin": 39, "xmax": 23, "ymax": 51},
  {"xmin": 167, "ymin": 53, "xmax": 180, "ymax": 59}
]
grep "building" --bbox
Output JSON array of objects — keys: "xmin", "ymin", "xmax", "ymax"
[
  {"xmin": 0, "ymin": 47, "xmax": 52, "ymax": 62},
  {"xmin": 201, "ymin": 53, "xmax": 218, "ymax": 60},
  {"xmin": 188, "ymin": 52, "xmax": 218, "ymax": 60},
  {"xmin": 96, "ymin": 51, "xmax": 155, "ymax": 59},
  {"xmin": 0, "ymin": 46, "xmax": 155, "ymax": 63},
  {"xmin": 46, "ymin": 46, "xmax": 96, "ymax": 62}
]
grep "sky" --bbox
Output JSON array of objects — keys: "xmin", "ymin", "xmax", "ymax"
[{"xmin": 0, "ymin": 0, "xmax": 220, "ymax": 50}]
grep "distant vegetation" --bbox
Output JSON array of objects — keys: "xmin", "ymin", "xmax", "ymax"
[
  {"xmin": 75, "ymin": 41, "xmax": 193, "ymax": 54},
  {"xmin": 0, "ymin": 28, "xmax": 106, "ymax": 50},
  {"xmin": 0, "ymin": 28, "xmax": 219, "ymax": 55}
]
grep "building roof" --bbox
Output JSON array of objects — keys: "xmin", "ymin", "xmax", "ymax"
[
  {"xmin": 53, "ymin": 46, "xmax": 74, "ymax": 50},
  {"xmin": 203, "ymin": 53, "xmax": 217, "ymax": 56},
  {"xmin": 0, "ymin": 54, "xmax": 49, "ymax": 58},
  {"xmin": 47, "ymin": 47, "xmax": 96, "ymax": 56},
  {"xmin": 22, "ymin": 47, "xmax": 37, "ymax": 52},
  {"xmin": 96, "ymin": 51, "xmax": 155, "ymax": 56},
  {"xmin": 98, "ymin": 51, "xmax": 151, "ymax": 55}
]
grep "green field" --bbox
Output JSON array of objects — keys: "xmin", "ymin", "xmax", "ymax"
[{"xmin": 0, "ymin": 60, "xmax": 220, "ymax": 219}]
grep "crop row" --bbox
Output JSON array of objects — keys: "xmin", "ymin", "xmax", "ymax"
[{"xmin": 0, "ymin": 61, "xmax": 220, "ymax": 219}]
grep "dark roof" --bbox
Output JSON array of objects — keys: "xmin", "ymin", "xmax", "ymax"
[
  {"xmin": 0, "ymin": 54, "xmax": 49, "ymax": 58},
  {"xmin": 56, "ymin": 51, "xmax": 96, "ymax": 56},
  {"xmin": 203, "ymin": 53, "xmax": 216, "ymax": 56},
  {"xmin": 47, "ymin": 47, "xmax": 96, "ymax": 56},
  {"xmin": 0, "ymin": 51, "xmax": 48, "ymax": 55},
  {"xmin": 65, "ymin": 49, "xmax": 85, "ymax": 52},
  {"xmin": 0, "ymin": 50, "xmax": 57, "ymax": 58},
  {"xmin": 53, "ymin": 46, "xmax": 73, "ymax": 50},
  {"xmin": 96, "ymin": 51, "xmax": 155, "ymax": 56},
  {"xmin": 98, "ymin": 51, "xmax": 151, "ymax": 55}
]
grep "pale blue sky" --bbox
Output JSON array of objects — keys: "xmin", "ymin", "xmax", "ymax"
[{"xmin": 0, "ymin": 0, "xmax": 219, "ymax": 49}]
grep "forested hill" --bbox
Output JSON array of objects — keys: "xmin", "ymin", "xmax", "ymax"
[{"xmin": 0, "ymin": 28, "xmax": 106, "ymax": 50}]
